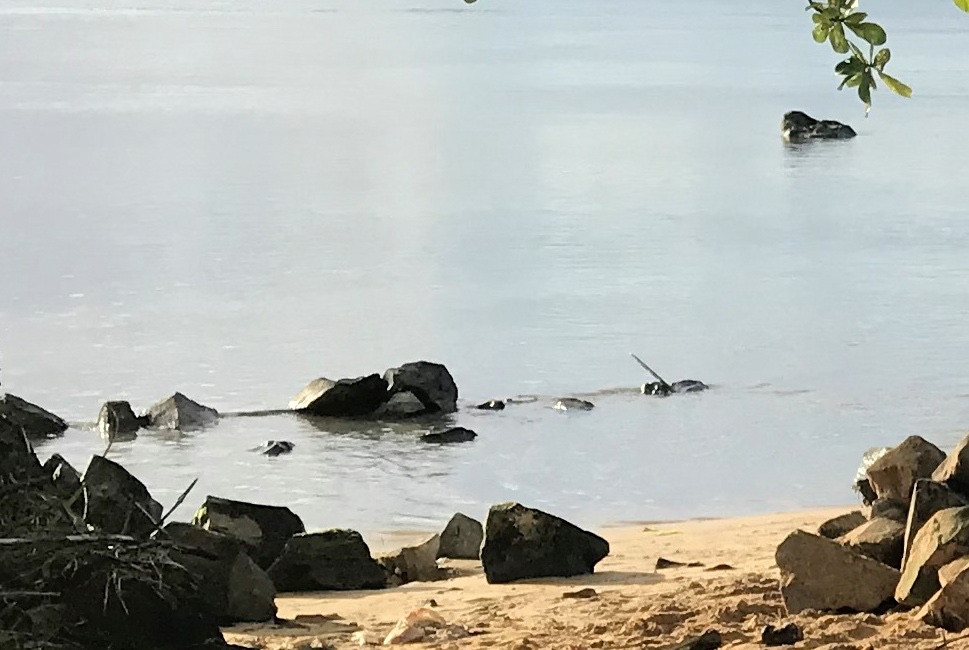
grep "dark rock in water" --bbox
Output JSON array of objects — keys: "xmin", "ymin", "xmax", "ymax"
[
  {"xmin": 97, "ymin": 400, "xmax": 145, "ymax": 438},
  {"xmin": 192, "ymin": 495, "xmax": 306, "ymax": 570},
  {"xmin": 421, "ymin": 427, "xmax": 477, "ymax": 444},
  {"xmin": 817, "ymin": 511, "xmax": 866, "ymax": 539},
  {"xmin": 82, "ymin": 455, "xmax": 163, "ymax": 537},
  {"xmin": 384, "ymin": 361, "xmax": 459, "ymax": 414},
  {"xmin": 642, "ymin": 380, "xmax": 709, "ymax": 396},
  {"xmin": 782, "ymin": 110, "xmax": 857, "ymax": 143},
  {"xmin": 377, "ymin": 534, "xmax": 445, "ymax": 586},
  {"xmin": 146, "ymin": 392, "xmax": 219, "ymax": 431},
  {"xmin": 480, "ymin": 502, "xmax": 609, "ymax": 584},
  {"xmin": 838, "ymin": 517, "xmax": 905, "ymax": 568},
  {"xmin": 289, "ymin": 375, "xmax": 388, "ymax": 417},
  {"xmin": 251, "ymin": 440, "xmax": 294, "ymax": 457},
  {"xmin": 165, "ymin": 522, "xmax": 277, "ymax": 623},
  {"xmin": 43, "ymin": 453, "xmax": 82, "ymax": 496},
  {"xmin": 476, "ymin": 400, "xmax": 505, "ymax": 411},
  {"xmin": 867, "ymin": 435, "xmax": 945, "ymax": 502},
  {"xmin": 932, "ymin": 433, "xmax": 969, "ymax": 497},
  {"xmin": 552, "ymin": 398, "xmax": 595, "ymax": 411},
  {"xmin": 438, "ymin": 512, "xmax": 484, "ymax": 559},
  {"xmin": 267, "ymin": 529, "xmax": 387, "ymax": 592},
  {"xmin": 669, "ymin": 629, "xmax": 722, "ymax": 650},
  {"xmin": 896, "ymin": 506, "xmax": 969, "ymax": 607},
  {"xmin": 762, "ymin": 622, "xmax": 803, "ymax": 646},
  {"xmin": 0, "ymin": 393, "xmax": 68, "ymax": 439},
  {"xmin": 373, "ymin": 391, "xmax": 426, "ymax": 419},
  {"xmin": 903, "ymin": 479, "xmax": 969, "ymax": 569}
]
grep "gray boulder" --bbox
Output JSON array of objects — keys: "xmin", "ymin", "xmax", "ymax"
[
  {"xmin": 97, "ymin": 400, "xmax": 145, "ymax": 438},
  {"xmin": 817, "ymin": 511, "xmax": 865, "ymax": 539},
  {"xmin": 192, "ymin": 495, "xmax": 305, "ymax": 569},
  {"xmin": 81, "ymin": 455, "xmax": 163, "ymax": 537},
  {"xmin": 553, "ymin": 398, "xmax": 595, "ymax": 411},
  {"xmin": 438, "ymin": 512, "xmax": 484, "ymax": 559},
  {"xmin": 896, "ymin": 506, "xmax": 969, "ymax": 607},
  {"xmin": 0, "ymin": 393, "xmax": 68, "ymax": 439},
  {"xmin": 775, "ymin": 530, "xmax": 899, "ymax": 614},
  {"xmin": 838, "ymin": 517, "xmax": 905, "ymax": 568},
  {"xmin": 289, "ymin": 375, "xmax": 388, "ymax": 417},
  {"xmin": 43, "ymin": 453, "xmax": 81, "ymax": 496},
  {"xmin": 781, "ymin": 111, "xmax": 856, "ymax": 143},
  {"xmin": 267, "ymin": 529, "xmax": 386, "ymax": 592},
  {"xmin": 421, "ymin": 427, "xmax": 477, "ymax": 444},
  {"xmin": 480, "ymin": 502, "xmax": 609, "ymax": 584},
  {"xmin": 373, "ymin": 391, "xmax": 426, "ymax": 419},
  {"xmin": 866, "ymin": 436, "xmax": 945, "ymax": 501},
  {"xmin": 146, "ymin": 392, "xmax": 219, "ymax": 431},
  {"xmin": 378, "ymin": 534, "xmax": 444, "ymax": 586},
  {"xmin": 932, "ymin": 434, "xmax": 969, "ymax": 497},
  {"xmin": 384, "ymin": 361, "xmax": 458, "ymax": 414},
  {"xmin": 903, "ymin": 479, "xmax": 969, "ymax": 570}
]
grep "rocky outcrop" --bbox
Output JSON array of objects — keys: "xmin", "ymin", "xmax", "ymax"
[
  {"xmin": 0, "ymin": 393, "xmax": 68, "ymax": 439},
  {"xmin": 421, "ymin": 427, "xmax": 477, "ymax": 444},
  {"xmin": 866, "ymin": 436, "xmax": 945, "ymax": 502},
  {"xmin": 896, "ymin": 506, "xmax": 969, "ymax": 607},
  {"xmin": 289, "ymin": 375, "xmax": 388, "ymax": 417},
  {"xmin": 146, "ymin": 392, "xmax": 219, "ymax": 431},
  {"xmin": 480, "ymin": 503, "xmax": 609, "ymax": 584},
  {"xmin": 932, "ymin": 434, "xmax": 969, "ymax": 496},
  {"xmin": 438, "ymin": 512, "xmax": 484, "ymax": 559},
  {"xmin": 192, "ymin": 496, "xmax": 305, "ymax": 569},
  {"xmin": 781, "ymin": 111, "xmax": 856, "ymax": 143},
  {"xmin": 384, "ymin": 361, "xmax": 459, "ymax": 414},
  {"xmin": 818, "ymin": 511, "xmax": 866, "ymax": 539},
  {"xmin": 81, "ymin": 455, "xmax": 163, "ymax": 537},
  {"xmin": 378, "ymin": 534, "xmax": 444, "ymax": 586},
  {"xmin": 97, "ymin": 400, "xmax": 145, "ymax": 438},
  {"xmin": 553, "ymin": 398, "xmax": 595, "ymax": 411},
  {"xmin": 903, "ymin": 480, "xmax": 969, "ymax": 569},
  {"xmin": 916, "ymin": 561, "xmax": 969, "ymax": 632},
  {"xmin": 267, "ymin": 529, "xmax": 386, "ymax": 592},
  {"xmin": 775, "ymin": 530, "xmax": 899, "ymax": 614},
  {"xmin": 839, "ymin": 517, "xmax": 905, "ymax": 568}
]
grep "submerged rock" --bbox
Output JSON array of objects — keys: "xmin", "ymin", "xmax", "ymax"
[
  {"xmin": 267, "ymin": 529, "xmax": 386, "ymax": 592},
  {"xmin": 553, "ymin": 398, "xmax": 595, "ymax": 411},
  {"xmin": 421, "ymin": 427, "xmax": 477, "ymax": 444},
  {"xmin": 145, "ymin": 392, "xmax": 219, "ymax": 431},
  {"xmin": 97, "ymin": 400, "xmax": 145, "ymax": 438},
  {"xmin": 373, "ymin": 391, "xmax": 427, "ymax": 419},
  {"xmin": 384, "ymin": 361, "xmax": 459, "ymax": 414},
  {"xmin": 476, "ymin": 400, "xmax": 505, "ymax": 411},
  {"xmin": 81, "ymin": 455, "xmax": 163, "ymax": 537},
  {"xmin": 0, "ymin": 393, "xmax": 68, "ymax": 439},
  {"xmin": 289, "ymin": 375, "xmax": 388, "ymax": 417},
  {"xmin": 192, "ymin": 496, "xmax": 305, "ymax": 569},
  {"xmin": 250, "ymin": 440, "xmax": 294, "ymax": 457},
  {"xmin": 438, "ymin": 512, "xmax": 484, "ymax": 560},
  {"xmin": 480, "ymin": 502, "xmax": 609, "ymax": 584},
  {"xmin": 782, "ymin": 111, "xmax": 856, "ymax": 143},
  {"xmin": 641, "ymin": 380, "xmax": 709, "ymax": 396}
]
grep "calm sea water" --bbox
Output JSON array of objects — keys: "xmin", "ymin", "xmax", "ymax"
[{"xmin": 2, "ymin": 0, "xmax": 969, "ymax": 538}]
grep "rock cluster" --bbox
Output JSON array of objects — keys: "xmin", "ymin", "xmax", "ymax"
[
  {"xmin": 776, "ymin": 432, "xmax": 969, "ymax": 632},
  {"xmin": 781, "ymin": 110, "xmax": 857, "ymax": 142}
]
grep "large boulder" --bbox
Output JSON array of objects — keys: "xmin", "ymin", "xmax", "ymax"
[
  {"xmin": 916, "ymin": 561, "xmax": 969, "ymax": 632},
  {"xmin": 383, "ymin": 361, "xmax": 458, "ymax": 414},
  {"xmin": 289, "ymin": 375, "xmax": 388, "ymax": 417},
  {"xmin": 438, "ymin": 512, "xmax": 484, "ymax": 559},
  {"xmin": 903, "ymin": 479, "xmax": 969, "ymax": 569},
  {"xmin": 192, "ymin": 496, "xmax": 305, "ymax": 569},
  {"xmin": 480, "ymin": 502, "xmax": 609, "ymax": 584},
  {"xmin": 0, "ymin": 393, "xmax": 68, "ymax": 439},
  {"xmin": 165, "ymin": 523, "xmax": 276, "ymax": 623},
  {"xmin": 378, "ymin": 534, "xmax": 445, "ymax": 586},
  {"xmin": 866, "ymin": 436, "xmax": 945, "ymax": 502},
  {"xmin": 97, "ymin": 400, "xmax": 145, "ymax": 438},
  {"xmin": 82, "ymin": 455, "xmax": 163, "ymax": 537},
  {"xmin": 817, "ymin": 511, "xmax": 865, "ymax": 540},
  {"xmin": 145, "ymin": 392, "xmax": 219, "ymax": 431},
  {"xmin": 781, "ymin": 111, "xmax": 856, "ymax": 143},
  {"xmin": 896, "ymin": 506, "xmax": 969, "ymax": 607},
  {"xmin": 0, "ymin": 416, "xmax": 45, "ymax": 479},
  {"xmin": 267, "ymin": 529, "xmax": 387, "ymax": 592},
  {"xmin": 775, "ymin": 530, "xmax": 899, "ymax": 614},
  {"xmin": 932, "ymin": 434, "xmax": 969, "ymax": 497},
  {"xmin": 838, "ymin": 517, "xmax": 905, "ymax": 568}
]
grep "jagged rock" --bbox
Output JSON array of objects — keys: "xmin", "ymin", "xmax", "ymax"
[
  {"xmin": 97, "ymin": 400, "xmax": 145, "ymax": 438},
  {"xmin": 480, "ymin": 502, "xmax": 609, "ymax": 584},
  {"xmin": 476, "ymin": 400, "xmax": 505, "ymax": 410},
  {"xmin": 818, "ymin": 511, "xmax": 866, "ymax": 539},
  {"xmin": 775, "ymin": 530, "xmax": 899, "ymax": 614},
  {"xmin": 866, "ymin": 436, "xmax": 945, "ymax": 502},
  {"xmin": 384, "ymin": 361, "xmax": 458, "ymax": 414},
  {"xmin": 82, "ymin": 455, "xmax": 162, "ymax": 537},
  {"xmin": 552, "ymin": 398, "xmax": 594, "ymax": 411},
  {"xmin": 940, "ymin": 557, "xmax": 969, "ymax": 587},
  {"xmin": 267, "ymin": 529, "xmax": 386, "ymax": 592},
  {"xmin": 383, "ymin": 608, "xmax": 447, "ymax": 645},
  {"xmin": 192, "ymin": 496, "xmax": 305, "ymax": 569},
  {"xmin": 438, "ymin": 512, "xmax": 483, "ymax": 559},
  {"xmin": 420, "ymin": 427, "xmax": 477, "ymax": 444},
  {"xmin": 43, "ymin": 453, "xmax": 81, "ymax": 496},
  {"xmin": 669, "ymin": 629, "xmax": 722, "ymax": 650},
  {"xmin": 0, "ymin": 393, "xmax": 68, "ymax": 439},
  {"xmin": 373, "ymin": 391, "xmax": 426, "ymax": 419},
  {"xmin": 782, "ymin": 111, "xmax": 856, "ymax": 142},
  {"xmin": 903, "ymin": 480, "xmax": 969, "ymax": 569},
  {"xmin": 378, "ymin": 535, "xmax": 444, "ymax": 586},
  {"xmin": 250, "ymin": 440, "xmax": 294, "ymax": 457},
  {"xmin": 862, "ymin": 498, "xmax": 909, "ymax": 523},
  {"xmin": 289, "ymin": 375, "xmax": 388, "ymax": 417},
  {"xmin": 896, "ymin": 506, "xmax": 969, "ymax": 607},
  {"xmin": 165, "ymin": 522, "xmax": 276, "ymax": 623},
  {"xmin": 838, "ymin": 517, "xmax": 905, "ymax": 568},
  {"xmin": 932, "ymin": 434, "xmax": 969, "ymax": 497},
  {"xmin": 0, "ymin": 416, "xmax": 45, "ymax": 479},
  {"xmin": 762, "ymin": 622, "xmax": 803, "ymax": 646},
  {"xmin": 916, "ymin": 561, "xmax": 969, "ymax": 632},
  {"xmin": 145, "ymin": 392, "xmax": 219, "ymax": 431}
]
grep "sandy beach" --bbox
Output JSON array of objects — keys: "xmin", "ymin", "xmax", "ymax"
[{"xmin": 223, "ymin": 506, "xmax": 962, "ymax": 650}]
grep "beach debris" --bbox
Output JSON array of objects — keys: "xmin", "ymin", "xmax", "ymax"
[
  {"xmin": 838, "ymin": 516, "xmax": 905, "ymax": 568},
  {"xmin": 562, "ymin": 587, "xmax": 598, "ymax": 598},
  {"xmin": 267, "ymin": 529, "xmax": 387, "ymax": 592},
  {"xmin": 476, "ymin": 399, "xmax": 505, "ymax": 410},
  {"xmin": 781, "ymin": 111, "xmax": 856, "ymax": 142},
  {"xmin": 0, "ymin": 392, "xmax": 68, "ymax": 439},
  {"xmin": 655, "ymin": 557, "xmax": 703, "ymax": 570},
  {"xmin": 775, "ymin": 530, "xmax": 899, "ymax": 614},
  {"xmin": 383, "ymin": 607, "xmax": 448, "ymax": 644},
  {"xmin": 896, "ymin": 506, "xmax": 969, "ymax": 607},
  {"xmin": 82, "ymin": 454, "xmax": 163, "ymax": 537},
  {"xmin": 480, "ymin": 502, "xmax": 609, "ymax": 584},
  {"xmin": 703, "ymin": 563, "xmax": 735, "ymax": 572},
  {"xmin": 145, "ymin": 391, "xmax": 220, "ymax": 430},
  {"xmin": 289, "ymin": 375, "xmax": 390, "ymax": 417},
  {"xmin": 629, "ymin": 353, "xmax": 708, "ymax": 396},
  {"xmin": 420, "ymin": 426, "xmax": 477, "ymax": 444},
  {"xmin": 438, "ymin": 512, "xmax": 484, "ymax": 560},
  {"xmin": 932, "ymin": 433, "xmax": 969, "ymax": 496},
  {"xmin": 353, "ymin": 630, "xmax": 384, "ymax": 645},
  {"xmin": 192, "ymin": 495, "xmax": 305, "ymax": 569},
  {"xmin": 97, "ymin": 399, "xmax": 145, "ymax": 438},
  {"xmin": 378, "ymin": 534, "xmax": 445, "ymax": 586},
  {"xmin": 866, "ymin": 435, "xmax": 945, "ymax": 502},
  {"xmin": 916, "ymin": 558, "xmax": 969, "ymax": 632},
  {"xmin": 817, "ymin": 510, "xmax": 866, "ymax": 539},
  {"xmin": 862, "ymin": 497, "xmax": 908, "ymax": 523},
  {"xmin": 374, "ymin": 391, "xmax": 426, "ymax": 418},
  {"xmin": 667, "ymin": 628, "xmax": 722, "ymax": 650},
  {"xmin": 761, "ymin": 622, "xmax": 803, "ymax": 646},
  {"xmin": 553, "ymin": 397, "xmax": 595, "ymax": 411},
  {"xmin": 384, "ymin": 361, "xmax": 459, "ymax": 414},
  {"xmin": 251, "ymin": 440, "xmax": 295, "ymax": 456}
]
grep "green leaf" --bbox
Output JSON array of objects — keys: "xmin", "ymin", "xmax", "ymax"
[
  {"xmin": 812, "ymin": 13, "xmax": 825, "ymax": 23},
  {"xmin": 955, "ymin": 0, "xmax": 969, "ymax": 12},
  {"xmin": 807, "ymin": 1, "xmax": 825, "ymax": 11},
  {"xmin": 835, "ymin": 56, "xmax": 865, "ymax": 76},
  {"xmin": 842, "ymin": 73, "xmax": 863, "ymax": 88},
  {"xmin": 878, "ymin": 71, "xmax": 913, "ymax": 97},
  {"xmin": 873, "ymin": 48, "xmax": 891, "ymax": 70},
  {"xmin": 846, "ymin": 22, "xmax": 887, "ymax": 46},
  {"xmin": 813, "ymin": 23, "xmax": 830, "ymax": 43},
  {"xmin": 829, "ymin": 23, "xmax": 849, "ymax": 53},
  {"xmin": 858, "ymin": 76, "xmax": 872, "ymax": 111},
  {"xmin": 844, "ymin": 12, "xmax": 868, "ymax": 24},
  {"xmin": 847, "ymin": 40, "xmax": 866, "ymax": 61}
]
